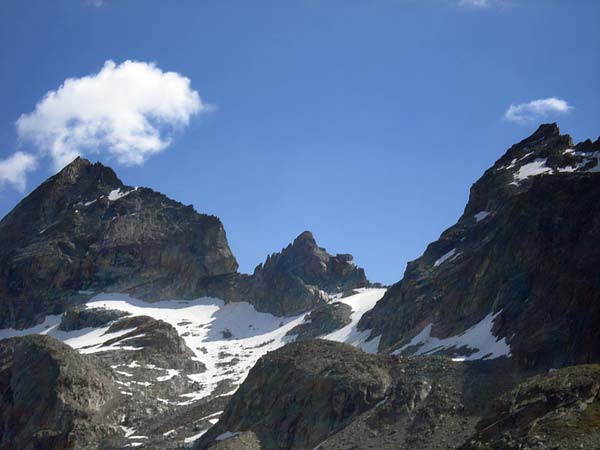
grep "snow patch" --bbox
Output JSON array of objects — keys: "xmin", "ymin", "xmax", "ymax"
[
  {"xmin": 474, "ymin": 211, "xmax": 490, "ymax": 222},
  {"xmin": 392, "ymin": 310, "xmax": 511, "ymax": 360},
  {"xmin": 322, "ymin": 288, "xmax": 387, "ymax": 353},
  {"xmin": 108, "ymin": 187, "xmax": 138, "ymax": 201},
  {"xmin": 511, "ymin": 158, "xmax": 552, "ymax": 184},
  {"xmin": 157, "ymin": 368, "xmax": 179, "ymax": 382},
  {"xmin": 0, "ymin": 288, "xmax": 387, "ymax": 402},
  {"xmin": 216, "ymin": 431, "xmax": 241, "ymax": 441},
  {"xmin": 433, "ymin": 248, "xmax": 458, "ymax": 267}
]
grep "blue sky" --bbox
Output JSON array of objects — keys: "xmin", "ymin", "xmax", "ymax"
[{"xmin": 0, "ymin": 0, "xmax": 599, "ymax": 284}]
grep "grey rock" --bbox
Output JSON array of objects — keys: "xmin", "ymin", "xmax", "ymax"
[
  {"xmin": 0, "ymin": 335, "xmax": 120, "ymax": 450},
  {"xmin": 58, "ymin": 306, "xmax": 130, "ymax": 331},
  {"xmin": 286, "ymin": 302, "xmax": 352, "ymax": 340}
]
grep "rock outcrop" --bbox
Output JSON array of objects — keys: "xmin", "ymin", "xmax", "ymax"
[
  {"xmin": 243, "ymin": 231, "xmax": 368, "ymax": 316},
  {"xmin": 359, "ymin": 124, "xmax": 600, "ymax": 370},
  {"xmin": 195, "ymin": 340, "xmax": 393, "ymax": 449},
  {"xmin": 58, "ymin": 306, "xmax": 130, "ymax": 331},
  {"xmin": 460, "ymin": 364, "xmax": 600, "ymax": 450},
  {"xmin": 286, "ymin": 302, "xmax": 352, "ymax": 340},
  {"xmin": 0, "ymin": 335, "xmax": 119, "ymax": 450},
  {"xmin": 0, "ymin": 157, "xmax": 238, "ymax": 329}
]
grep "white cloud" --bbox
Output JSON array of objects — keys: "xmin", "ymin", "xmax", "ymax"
[
  {"xmin": 459, "ymin": 0, "xmax": 491, "ymax": 7},
  {"xmin": 85, "ymin": 0, "xmax": 104, "ymax": 7},
  {"xmin": 457, "ymin": 0, "xmax": 511, "ymax": 9},
  {"xmin": 504, "ymin": 97, "xmax": 573, "ymax": 123},
  {"xmin": 17, "ymin": 60, "xmax": 204, "ymax": 170},
  {"xmin": 0, "ymin": 152, "xmax": 38, "ymax": 193}
]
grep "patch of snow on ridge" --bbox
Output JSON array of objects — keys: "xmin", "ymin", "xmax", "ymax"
[
  {"xmin": 323, "ymin": 288, "xmax": 386, "ymax": 353},
  {"xmin": 434, "ymin": 248, "xmax": 458, "ymax": 267},
  {"xmin": 108, "ymin": 187, "xmax": 138, "ymax": 201},
  {"xmin": 511, "ymin": 158, "xmax": 552, "ymax": 184},
  {"xmin": 392, "ymin": 311, "xmax": 511, "ymax": 361},
  {"xmin": 216, "ymin": 431, "xmax": 241, "ymax": 441},
  {"xmin": 184, "ymin": 430, "xmax": 208, "ymax": 445},
  {"xmin": 474, "ymin": 211, "xmax": 490, "ymax": 222}
]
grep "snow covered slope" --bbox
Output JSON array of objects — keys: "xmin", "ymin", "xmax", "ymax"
[{"xmin": 0, "ymin": 288, "xmax": 386, "ymax": 447}]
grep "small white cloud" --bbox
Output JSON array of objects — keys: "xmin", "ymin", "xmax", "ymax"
[
  {"xmin": 459, "ymin": 0, "xmax": 491, "ymax": 8},
  {"xmin": 0, "ymin": 152, "xmax": 38, "ymax": 193},
  {"xmin": 85, "ymin": 0, "xmax": 104, "ymax": 7},
  {"xmin": 504, "ymin": 97, "xmax": 573, "ymax": 123},
  {"xmin": 457, "ymin": 0, "xmax": 511, "ymax": 9},
  {"xmin": 17, "ymin": 60, "xmax": 204, "ymax": 170}
]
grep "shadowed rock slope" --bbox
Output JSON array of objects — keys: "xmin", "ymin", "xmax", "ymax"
[
  {"xmin": 0, "ymin": 335, "xmax": 120, "ymax": 450},
  {"xmin": 0, "ymin": 157, "xmax": 238, "ymax": 329},
  {"xmin": 359, "ymin": 124, "xmax": 600, "ymax": 371},
  {"xmin": 195, "ymin": 340, "xmax": 395, "ymax": 450},
  {"xmin": 459, "ymin": 365, "xmax": 600, "ymax": 450}
]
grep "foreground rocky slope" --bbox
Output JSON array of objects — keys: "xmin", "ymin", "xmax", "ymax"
[
  {"xmin": 0, "ymin": 286, "xmax": 386, "ymax": 449},
  {"xmin": 359, "ymin": 124, "xmax": 600, "ymax": 370},
  {"xmin": 196, "ymin": 340, "xmax": 394, "ymax": 450},
  {"xmin": 197, "ymin": 341, "xmax": 600, "ymax": 450},
  {"xmin": 0, "ymin": 335, "xmax": 119, "ymax": 450},
  {"xmin": 460, "ymin": 365, "xmax": 600, "ymax": 450}
]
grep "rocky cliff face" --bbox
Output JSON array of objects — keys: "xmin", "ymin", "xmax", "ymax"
[
  {"xmin": 359, "ymin": 124, "xmax": 600, "ymax": 370},
  {"xmin": 0, "ymin": 335, "xmax": 120, "ymax": 450},
  {"xmin": 0, "ymin": 157, "xmax": 238, "ymax": 329}
]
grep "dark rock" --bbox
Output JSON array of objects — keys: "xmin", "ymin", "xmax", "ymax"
[
  {"xmin": 0, "ymin": 157, "xmax": 238, "ymax": 329},
  {"xmin": 459, "ymin": 364, "xmax": 600, "ymax": 450},
  {"xmin": 195, "ymin": 340, "xmax": 393, "ymax": 450},
  {"xmin": 286, "ymin": 302, "xmax": 352, "ymax": 340},
  {"xmin": 195, "ymin": 340, "xmax": 522, "ymax": 450},
  {"xmin": 206, "ymin": 431, "xmax": 262, "ymax": 450},
  {"xmin": 0, "ymin": 335, "xmax": 119, "ymax": 450},
  {"xmin": 243, "ymin": 231, "xmax": 369, "ymax": 316},
  {"xmin": 359, "ymin": 125, "xmax": 600, "ymax": 370},
  {"xmin": 58, "ymin": 306, "xmax": 130, "ymax": 331},
  {"xmin": 101, "ymin": 315, "xmax": 205, "ymax": 372}
]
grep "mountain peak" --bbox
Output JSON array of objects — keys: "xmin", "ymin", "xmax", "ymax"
[
  {"xmin": 293, "ymin": 231, "xmax": 317, "ymax": 247},
  {"xmin": 530, "ymin": 122, "xmax": 560, "ymax": 139},
  {"xmin": 53, "ymin": 157, "xmax": 121, "ymax": 189}
]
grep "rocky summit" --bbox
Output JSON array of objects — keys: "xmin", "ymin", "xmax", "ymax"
[
  {"xmin": 0, "ymin": 124, "xmax": 599, "ymax": 449},
  {"xmin": 359, "ymin": 124, "xmax": 600, "ymax": 370},
  {"xmin": 243, "ymin": 230, "xmax": 369, "ymax": 316},
  {"xmin": 0, "ymin": 157, "xmax": 238, "ymax": 329}
]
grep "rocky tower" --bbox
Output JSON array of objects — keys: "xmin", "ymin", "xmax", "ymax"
[
  {"xmin": 359, "ymin": 124, "xmax": 600, "ymax": 370},
  {"xmin": 0, "ymin": 157, "xmax": 238, "ymax": 328},
  {"xmin": 246, "ymin": 231, "xmax": 369, "ymax": 315}
]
